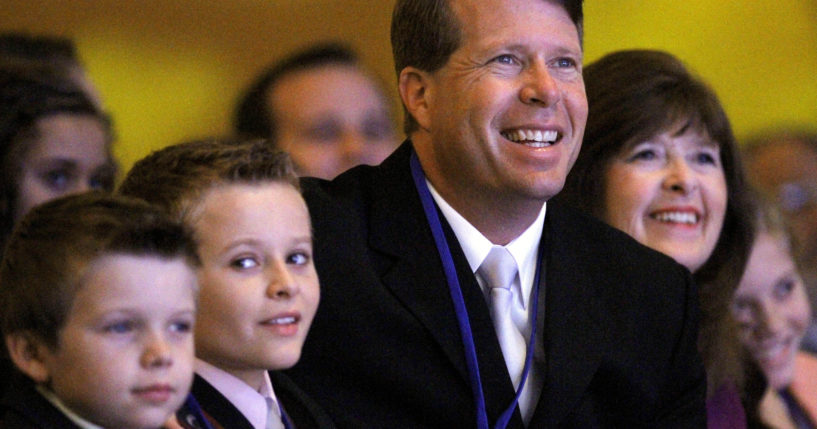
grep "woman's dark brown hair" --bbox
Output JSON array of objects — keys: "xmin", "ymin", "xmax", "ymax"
[
  {"xmin": 556, "ymin": 49, "xmax": 755, "ymax": 399},
  {"xmin": 0, "ymin": 60, "xmax": 113, "ymax": 252}
]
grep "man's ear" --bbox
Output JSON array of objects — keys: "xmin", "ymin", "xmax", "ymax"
[
  {"xmin": 5, "ymin": 333, "xmax": 52, "ymax": 384},
  {"xmin": 398, "ymin": 66, "xmax": 434, "ymax": 132}
]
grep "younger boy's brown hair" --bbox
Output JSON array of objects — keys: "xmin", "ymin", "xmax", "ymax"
[
  {"xmin": 118, "ymin": 138, "xmax": 299, "ymax": 225},
  {"xmin": 0, "ymin": 192, "xmax": 199, "ymax": 349}
]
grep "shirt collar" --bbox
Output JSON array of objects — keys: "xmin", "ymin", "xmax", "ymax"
[
  {"xmin": 36, "ymin": 385, "xmax": 104, "ymax": 429},
  {"xmin": 195, "ymin": 359, "xmax": 280, "ymax": 429},
  {"xmin": 426, "ymin": 180, "xmax": 546, "ymax": 309}
]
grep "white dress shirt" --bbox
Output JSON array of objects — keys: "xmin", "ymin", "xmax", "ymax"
[
  {"xmin": 427, "ymin": 181, "xmax": 546, "ymax": 424},
  {"xmin": 196, "ymin": 359, "xmax": 284, "ymax": 429}
]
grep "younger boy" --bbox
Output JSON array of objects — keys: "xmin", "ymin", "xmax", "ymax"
[
  {"xmin": 0, "ymin": 192, "xmax": 200, "ymax": 429},
  {"xmin": 119, "ymin": 139, "xmax": 332, "ymax": 429}
]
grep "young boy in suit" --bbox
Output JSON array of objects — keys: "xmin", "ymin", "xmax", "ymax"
[
  {"xmin": 120, "ymin": 139, "xmax": 333, "ymax": 429},
  {"xmin": 0, "ymin": 193, "xmax": 200, "ymax": 428}
]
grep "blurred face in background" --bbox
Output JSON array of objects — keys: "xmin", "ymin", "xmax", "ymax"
[
  {"xmin": 603, "ymin": 126, "xmax": 727, "ymax": 272},
  {"xmin": 14, "ymin": 113, "xmax": 115, "ymax": 221},
  {"xmin": 733, "ymin": 231, "xmax": 812, "ymax": 390},
  {"xmin": 267, "ymin": 64, "xmax": 398, "ymax": 180},
  {"xmin": 744, "ymin": 138, "xmax": 817, "ymax": 280}
]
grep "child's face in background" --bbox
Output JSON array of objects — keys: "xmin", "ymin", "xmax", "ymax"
[
  {"xmin": 733, "ymin": 231, "xmax": 812, "ymax": 390},
  {"xmin": 14, "ymin": 114, "xmax": 115, "ymax": 222},
  {"xmin": 36, "ymin": 254, "xmax": 196, "ymax": 429},
  {"xmin": 192, "ymin": 183, "xmax": 320, "ymax": 390}
]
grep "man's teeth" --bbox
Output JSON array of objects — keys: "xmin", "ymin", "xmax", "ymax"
[
  {"xmin": 502, "ymin": 129, "xmax": 558, "ymax": 147},
  {"xmin": 265, "ymin": 316, "xmax": 296, "ymax": 325},
  {"xmin": 651, "ymin": 211, "xmax": 698, "ymax": 224}
]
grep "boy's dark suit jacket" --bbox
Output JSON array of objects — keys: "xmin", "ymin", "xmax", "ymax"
[
  {"xmin": 177, "ymin": 372, "xmax": 335, "ymax": 429},
  {"xmin": 285, "ymin": 142, "xmax": 708, "ymax": 428},
  {"xmin": 0, "ymin": 377, "xmax": 80, "ymax": 429}
]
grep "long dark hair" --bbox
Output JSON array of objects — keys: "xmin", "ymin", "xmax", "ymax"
[
  {"xmin": 556, "ymin": 49, "xmax": 755, "ymax": 397},
  {"xmin": 0, "ymin": 60, "xmax": 112, "ymax": 251}
]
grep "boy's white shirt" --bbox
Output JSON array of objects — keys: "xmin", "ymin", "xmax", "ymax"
[{"xmin": 195, "ymin": 358, "xmax": 283, "ymax": 429}]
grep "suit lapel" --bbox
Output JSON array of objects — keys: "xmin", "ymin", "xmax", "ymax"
[
  {"xmin": 368, "ymin": 144, "xmax": 472, "ymax": 382},
  {"xmin": 533, "ymin": 203, "xmax": 610, "ymax": 426},
  {"xmin": 190, "ymin": 375, "xmax": 254, "ymax": 429},
  {"xmin": 368, "ymin": 144, "xmax": 519, "ymax": 422}
]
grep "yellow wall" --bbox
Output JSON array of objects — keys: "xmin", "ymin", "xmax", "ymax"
[
  {"xmin": 585, "ymin": 1, "xmax": 817, "ymax": 143},
  {"xmin": 4, "ymin": 1, "xmax": 816, "ymax": 172}
]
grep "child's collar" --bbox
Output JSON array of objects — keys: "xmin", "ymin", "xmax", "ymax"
[{"xmin": 35, "ymin": 385, "xmax": 105, "ymax": 429}]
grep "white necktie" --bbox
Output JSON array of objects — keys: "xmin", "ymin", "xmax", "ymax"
[
  {"xmin": 477, "ymin": 246, "xmax": 532, "ymax": 421},
  {"xmin": 478, "ymin": 246, "xmax": 528, "ymax": 392}
]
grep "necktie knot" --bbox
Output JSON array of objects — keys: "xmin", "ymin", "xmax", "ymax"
[{"xmin": 478, "ymin": 246, "xmax": 518, "ymax": 292}]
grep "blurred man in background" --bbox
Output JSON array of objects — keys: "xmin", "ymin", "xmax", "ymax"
[{"xmin": 235, "ymin": 42, "xmax": 398, "ymax": 179}]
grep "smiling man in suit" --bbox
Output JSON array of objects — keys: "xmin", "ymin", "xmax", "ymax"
[{"xmin": 285, "ymin": 0, "xmax": 707, "ymax": 427}]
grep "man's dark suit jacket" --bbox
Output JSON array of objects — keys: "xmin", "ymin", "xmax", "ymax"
[{"xmin": 286, "ymin": 142, "xmax": 707, "ymax": 428}]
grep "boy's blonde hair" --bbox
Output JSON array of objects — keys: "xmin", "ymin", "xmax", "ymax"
[{"xmin": 118, "ymin": 138, "xmax": 299, "ymax": 225}]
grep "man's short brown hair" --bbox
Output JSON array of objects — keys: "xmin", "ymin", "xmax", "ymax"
[{"xmin": 390, "ymin": 0, "xmax": 584, "ymax": 134}]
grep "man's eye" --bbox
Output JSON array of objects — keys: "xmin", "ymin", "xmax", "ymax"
[
  {"xmin": 553, "ymin": 57, "xmax": 577, "ymax": 68},
  {"xmin": 362, "ymin": 116, "xmax": 394, "ymax": 141},
  {"xmin": 492, "ymin": 55, "xmax": 517, "ymax": 65}
]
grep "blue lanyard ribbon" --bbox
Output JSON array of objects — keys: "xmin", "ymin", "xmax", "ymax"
[{"xmin": 409, "ymin": 150, "xmax": 542, "ymax": 429}]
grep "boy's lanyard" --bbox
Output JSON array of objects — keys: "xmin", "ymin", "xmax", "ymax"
[{"xmin": 409, "ymin": 150, "xmax": 542, "ymax": 429}]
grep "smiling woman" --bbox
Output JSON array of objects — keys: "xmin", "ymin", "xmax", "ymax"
[
  {"xmin": 603, "ymin": 127, "xmax": 727, "ymax": 272},
  {"xmin": 733, "ymin": 196, "xmax": 817, "ymax": 428},
  {"xmin": 554, "ymin": 49, "xmax": 757, "ymax": 428}
]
